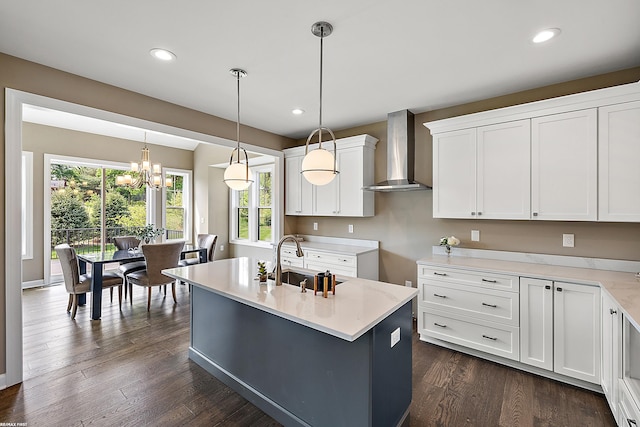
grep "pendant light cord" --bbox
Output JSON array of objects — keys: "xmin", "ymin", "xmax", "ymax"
[
  {"xmin": 318, "ymin": 25, "xmax": 324, "ymax": 147},
  {"xmin": 236, "ymin": 71, "xmax": 241, "ymax": 163}
]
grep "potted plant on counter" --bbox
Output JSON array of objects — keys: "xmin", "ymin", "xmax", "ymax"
[{"xmin": 257, "ymin": 261, "xmax": 268, "ymax": 284}]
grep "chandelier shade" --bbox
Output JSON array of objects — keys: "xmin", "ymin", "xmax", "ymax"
[
  {"xmin": 223, "ymin": 68, "xmax": 253, "ymax": 190},
  {"xmin": 300, "ymin": 21, "xmax": 339, "ymax": 186}
]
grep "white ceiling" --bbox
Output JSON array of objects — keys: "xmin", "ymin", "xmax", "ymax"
[{"xmin": 2, "ymin": 0, "xmax": 640, "ymax": 140}]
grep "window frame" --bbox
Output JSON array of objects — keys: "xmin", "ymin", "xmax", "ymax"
[
  {"xmin": 229, "ymin": 163, "xmax": 276, "ymax": 248},
  {"xmin": 162, "ymin": 167, "xmax": 192, "ymax": 243}
]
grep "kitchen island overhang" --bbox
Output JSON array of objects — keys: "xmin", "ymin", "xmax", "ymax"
[{"xmin": 164, "ymin": 257, "xmax": 418, "ymax": 427}]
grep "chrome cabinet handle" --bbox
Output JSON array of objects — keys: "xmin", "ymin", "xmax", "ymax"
[
  {"xmin": 545, "ymin": 285, "xmax": 551, "ymax": 290},
  {"xmin": 481, "ymin": 278, "xmax": 497, "ymax": 283},
  {"xmin": 533, "ymin": 212, "xmax": 538, "ymax": 216},
  {"xmin": 433, "ymin": 272, "xmax": 447, "ymax": 277},
  {"xmin": 433, "ymin": 293, "xmax": 447, "ymax": 299},
  {"xmin": 557, "ymin": 287, "xmax": 563, "ymax": 292},
  {"xmin": 434, "ymin": 322, "xmax": 447, "ymax": 328},
  {"xmin": 482, "ymin": 302, "xmax": 497, "ymax": 308},
  {"xmin": 471, "ymin": 212, "xmax": 476, "ymax": 216},
  {"xmin": 627, "ymin": 419, "xmax": 637, "ymax": 427},
  {"xmin": 482, "ymin": 334, "xmax": 497, "ymax": 341},
  {"xmin": 610, "ymin": 308, "xmax": 618, "ymax": 315},
  {"xmin": 477, "ymin": 212, "xmax": 482, "ymax": 216}
]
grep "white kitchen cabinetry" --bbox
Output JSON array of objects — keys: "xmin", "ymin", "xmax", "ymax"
[
  {"xmin": 417, "ymin": 266, "xmax": 520, "ymax": 361},
  {"xmin": 531, "ymin": 109, "xmax": 598, "ymax": 221},
  {"xmin": 432, "ymin": 120, "xmax": 530, "ymax": 219},
  {"xmin": 601, "ymin": 291, "xmax": 621, "ymax": 420},
  {"xmin": 283, "ymin": 134, "xmax": 377, "ymax": 217},
  {"xmin": 599, "ymin": 100, "xmax": 640, "ymax": 222},
  {"xmin": 304, "ymin": 250, "xmax": 359, "ymax": 278},
  {"xmin": 285, "ymin": 156, "xmax": 312, "ymax": 215},
  {"xmin": 520, "ymin": 277, "xmax": 601, "ymax": 384}
]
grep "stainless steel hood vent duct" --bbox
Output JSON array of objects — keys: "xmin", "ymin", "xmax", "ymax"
[{"xmin": 363, "ymin": 109, "xmax": 431, "ymax": 192}]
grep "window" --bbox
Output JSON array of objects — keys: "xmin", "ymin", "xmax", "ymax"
[
  {"xmin": 163, "ymin": 169, "xmax": 192, "ymax": 242},
  {"xmin": 231, "ymin": 165, "xmax": 274, "ymax": 245}
]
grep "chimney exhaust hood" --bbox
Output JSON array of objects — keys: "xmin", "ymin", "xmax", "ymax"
[{"xmin": 363, "ymin": 109, "xmax": 431, "ymax": 192}]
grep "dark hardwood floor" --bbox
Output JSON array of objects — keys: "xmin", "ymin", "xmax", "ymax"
[{"xmin": 0, "ymin": 283, "xmax": 615, "ymax": 426}]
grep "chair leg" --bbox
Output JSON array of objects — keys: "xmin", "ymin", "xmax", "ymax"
[
  {"xmin": 71, "ymin": 294, "xmax": 79, "ymax": 320},
  {"xmin": 67, "ymin": 294, "xmax": 73, "ymax": 312},
  {"xmin": 147, "ymin": 287, "xmax": 152, "ymax": 311},
  {"xmin": 118, "ymin": 286, "xmax": 123, "ymax": 309},
  {"xmin": 110, "ymin": 287, "xmax": 114, "ymax": 302},
  {"xmin": 123, "ymin": 279, "xmax": 128, "ymax": 299},
  {"xmin": 171, "ymin": 283, "xmax": 177, "ymax": 303},
  {"xmin": 129, "ymin": 283, "xmax": 133, "ymax": 304}
]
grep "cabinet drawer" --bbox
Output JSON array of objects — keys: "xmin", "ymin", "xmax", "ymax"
[
  {"xmin": 281, "ymin": 256, "xmax": 304, "ymax": 268},
  {"xmin": 618, "ymin": 380, "xmax": 640, "ymax": 427},
  {"xmin": 305, "ymin": 250, "xmax": 356, "ymax": 268},
  {"xmin": 305, "ymin": 260, "xmax": 355, "ymax": 278},
  {"xmin": 420, "ymin": 309, "xmax": 520, "ymax": 361},
  {"xmin": 418, "ymin": 265, "xmax": 518, "ymax": 292},
  {"xmin": 419, "ymin": 281, "xmax": 519, "ymax": 326}
]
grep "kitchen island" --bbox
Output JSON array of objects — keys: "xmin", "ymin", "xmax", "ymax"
[{"xmin": 164, "ymin": 257, "xmax": 418, "ymax": 427}]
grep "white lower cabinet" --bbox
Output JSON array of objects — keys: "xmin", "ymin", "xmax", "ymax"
[
  {"xmin": 618, "ymin": 379, "xmax": 640, "ymax": 427},
  {"xmin": 520, "ymin": 277, "xmax": 601, "ymax": 384},
  {"xmin": 602, "ymin": 291, "xmax": 621, "ymax": 420}
]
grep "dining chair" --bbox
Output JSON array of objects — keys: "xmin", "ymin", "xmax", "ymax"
[
  {"xmin": 55, "ymin": 243, "xmax": 123, "ymax": 320},
  {"xmin": 113, "ymin": 236, "xmax": 146, "ymax": 300},
  {"xmin": 126, "ymin": 241, "xmax": 184, "ymax": 311},
  {"xmin": 178, "ymin": 234, "xmax": 218, "ymax": 267}
]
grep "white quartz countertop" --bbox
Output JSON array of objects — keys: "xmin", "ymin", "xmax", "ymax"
[
  {"xmin": 164, "ymin": 257, "xmax": 417, "ymax": 342},
  {"xmin": 417, "ymin": 254, "xmax": 640, "ymax": 331}
]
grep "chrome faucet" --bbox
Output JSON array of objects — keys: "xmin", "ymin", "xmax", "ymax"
[{"xmin": 274, "ymin": 235, "xmax": 304, "ymax": 286}]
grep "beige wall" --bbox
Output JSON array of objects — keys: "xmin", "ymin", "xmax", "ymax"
[
  {"xmin": 21, "ymin": 122, "xmax": 194, "ymax": 282},
  {"xmin": 0, "ymin": 52, "xmax": 294, "ymax": 375},
  {"xmin": 289, "ymin": 67, "xmax": 640, "ymax": 289}
]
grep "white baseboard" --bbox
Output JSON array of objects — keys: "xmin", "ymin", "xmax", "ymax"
[{"xmin": 22, "ymin": 279, "xmax": 45, "ymax": 289}]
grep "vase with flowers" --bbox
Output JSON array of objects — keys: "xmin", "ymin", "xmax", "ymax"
[
  {"xmin": 439, "ymin": 235, "xmax": 460, "ymax": 255},
  {"xmin": 136, "ymin": 224, "xmax": 165, "ymax": 245}
]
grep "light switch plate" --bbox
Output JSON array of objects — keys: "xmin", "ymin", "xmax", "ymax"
[
  {"xmin": 471, "ymin": 230, "xmax": 480, "ymax": 241},
  {"xmin": 563, "ymin": 234, "xmax": 575, "ymax": 248},
  {"xmin": 313, "ymin": 222, "xmax": 318, "ymax": 231},
  {"xmin": 348, "ymin": 224, "xmax": 354, "ymax": 233},
  {"xmin": 391, "ymin": 327, "xmax": 401, "ymax": 348}
]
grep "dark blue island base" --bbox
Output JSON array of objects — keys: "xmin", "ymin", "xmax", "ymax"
[{"xmin": 190, "ymin": 285, "xmax": 413, "ymax": 427}]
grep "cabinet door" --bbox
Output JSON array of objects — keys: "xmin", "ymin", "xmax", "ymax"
[
  {"xmin": 520, "ymin": 277, "xmax": 553, "ymax": 370},
  {"xmin": 531, "ymin": 109, "xmax": 597, "ymax": 221},
  {"xmin": 285, "ymin": 156, "xmax": 312, "ymax": 215},
  {"xmin": 599, "ymin": 101, "xmax": 640, "ymax": 221},
  {"xmin": 601, "ymin": 291, "xmax": 620, "ymax": 418},
  {"xmin": 477, "ymin": 120, "xmax": 531, "ymax": 219},
  {"xmin": 312, "ymin": 154, "xmax": 339, "ymax": 216},
  {"xmin": 554, "ymin": 281, "xmax": 601, "ymax": 384},
  {"xmin": 433, "ymin": 128, "xmax": 476, "ymax": 218},
  {"xmin": 336, "ymin": 147, "xmax": 365, "ymax": 216}
]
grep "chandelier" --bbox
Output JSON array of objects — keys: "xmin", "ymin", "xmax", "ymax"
[{"xmin": 116, "ymin": 133, "xmax": 172, "ymax": 190}]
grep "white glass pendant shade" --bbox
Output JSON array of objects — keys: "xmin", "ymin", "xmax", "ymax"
[
  {"xmin": 301, "ymin": 148, "xmax": 336, "ymax": 185},
  {"xmin": 224, "ymin": 162, "xmax": 252, "ymax": 190}
]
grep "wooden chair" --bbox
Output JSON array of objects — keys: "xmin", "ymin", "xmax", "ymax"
[
  {"xmin": 126, "ymin": 241, "xmax": 184, "ymax": 311},
  {"xmin": 178, "ymin": 234, "xmax": 218, "ymax": 267},
  {"xmin": 55, "ymin": 243, "xmax": 123, "ymax": 320},
  {"xmin": 113, "ymin": 236, "xmax": 146, "ymax": 300}
]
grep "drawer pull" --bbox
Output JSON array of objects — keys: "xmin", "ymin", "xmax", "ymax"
[
  {"xmin": 482, "ymin": 334, "xmax": 497, "ymax": 341},
  {"xmin": 433, "ymin": 293, "xmax": 447, "ymax": 299},
  {"xmin": 482, "ymin": 302, "xmax": 497, "ymax": 308},
  {"xmin": 434, "ymin": 322, "xmax": 447, "ymax": 328},
  {"xmin": 481, "ymin": 278, "xmax": 497, "ymax": 283},
  {"xmin": 545, "ymin": 285, "xmax": 551, "ymax": 290},
  {"xmin": 556, "ymin": 287, "xmax": 563, "ymax": 292},
  {"xmin": 433, "ymin": 272, "xmax": 447, "ymax": 277},
  {"xmin": 610, "ymin": 308, "xmax": 617, "ymax": 315},
  {"xmin": 628, "ymin": 419, "xmax": 637, "ymax": 427}
]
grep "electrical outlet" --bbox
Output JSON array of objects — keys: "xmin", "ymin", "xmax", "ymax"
[
  {"xmin": 562, "ymin": 234, "xmax": 575, "ymax": 248},
  {"xmin": 405, "ymin": 280, "xmax": 412, "ymax": 287},
  {"xmin": 313, "ymin": 222, "xmax": 318, "ymax": 231},
  {"xmin": 471, "ymin": 230, "xmax": 480, "ymax": 241},
  {"xmin": 390, "ymin": 327, "xmax": 401, "ymax": 348},
  {"xmin": 219, "ymin": 244, "xmax": 224, "ymax": 251},
  {"xmin": 348, "ymin": 224, "xmax": 354, "ymax": 233}
]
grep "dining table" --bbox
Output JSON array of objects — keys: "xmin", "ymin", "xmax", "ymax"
[{"xmin": 76, "ymin": 244, "xmax": 207, "ymax": 320}]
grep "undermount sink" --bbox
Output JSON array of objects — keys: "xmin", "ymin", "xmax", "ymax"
[{"xmin": 278, "ymin": 270, "xmax": 343, "ymax": 290}]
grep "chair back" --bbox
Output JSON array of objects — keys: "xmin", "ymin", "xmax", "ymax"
[
  {"xmin": 141, "ymin": 241, "xmax": 184, "ymax": 286},
  {"xmin": 196, "ymin": 234, "xmax": 218, "ymax": 262},
  {"xmin": 55, "ymin": 244, "xmax": 80, "ymax": 293},
  {"xmin": 114, "ymin": 236, "xmax": 141, "ymax": 250}
]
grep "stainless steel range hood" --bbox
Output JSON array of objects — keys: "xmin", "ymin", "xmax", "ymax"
[{"xmin": 363, "ymin": 109, "xmax": 431, "ymax": 192}]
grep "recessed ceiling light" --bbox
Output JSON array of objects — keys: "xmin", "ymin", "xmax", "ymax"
[
  {"xmin": 292, "ymin": 108, "xmax": 305, "ymax": 115},
  {"xmin": 149, "ymin": 48, "xmax": 176, "ymax": 61},
  {"xmin": 532, "ymin": 28, "xmax": 561, "ymax": 44}
]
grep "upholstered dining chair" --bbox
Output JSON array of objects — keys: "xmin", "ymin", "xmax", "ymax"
[
  {"xmin": 113, "ymin": 236, "xmax": 146, "ymax": 300},
  {"xmin": 178, "ymin": 234, "xmax": 218, "ymax": 267},
  {"xmin": 55, "ymin": 243, "xmax": 123, "ymax": 320},
  {"xmin": 126, "ymin": 241, "xmax": 184, "ymax": 311}
]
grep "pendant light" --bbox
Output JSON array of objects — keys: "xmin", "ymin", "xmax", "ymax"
[
  {"xmin": 224, "ymin": 68, "xmax": 253, "ymax": 190},
  {"xmin": 301, "ymin": 21, "xmax": 339, "ymax": 186}
]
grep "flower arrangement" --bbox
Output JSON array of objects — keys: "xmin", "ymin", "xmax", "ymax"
[
  {"xmin": 136, "ymin": 224, "xmax": 165, "ymax": 243},
  {"xmin": 439, "ymin": 235, "xmax": 460, "ymax": 255}
]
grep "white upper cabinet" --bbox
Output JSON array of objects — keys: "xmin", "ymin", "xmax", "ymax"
[
  {"xmin": 433, "ymin": 120, "xmax": 530, "ymax": 219},
  {"xmin": 531, "ymin": 109, "xmax": 597, "ymax": 221},
  {"xmin": 599, "ymin": 100, "xmax": 640, "ymax": 222},
  {"xmin": 284, "ymin": 134, "xmax": 377, "ymax": 217},
  {"xmin": 426, "ymin": 80, "xmax": 640, "ymax": 222}
]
